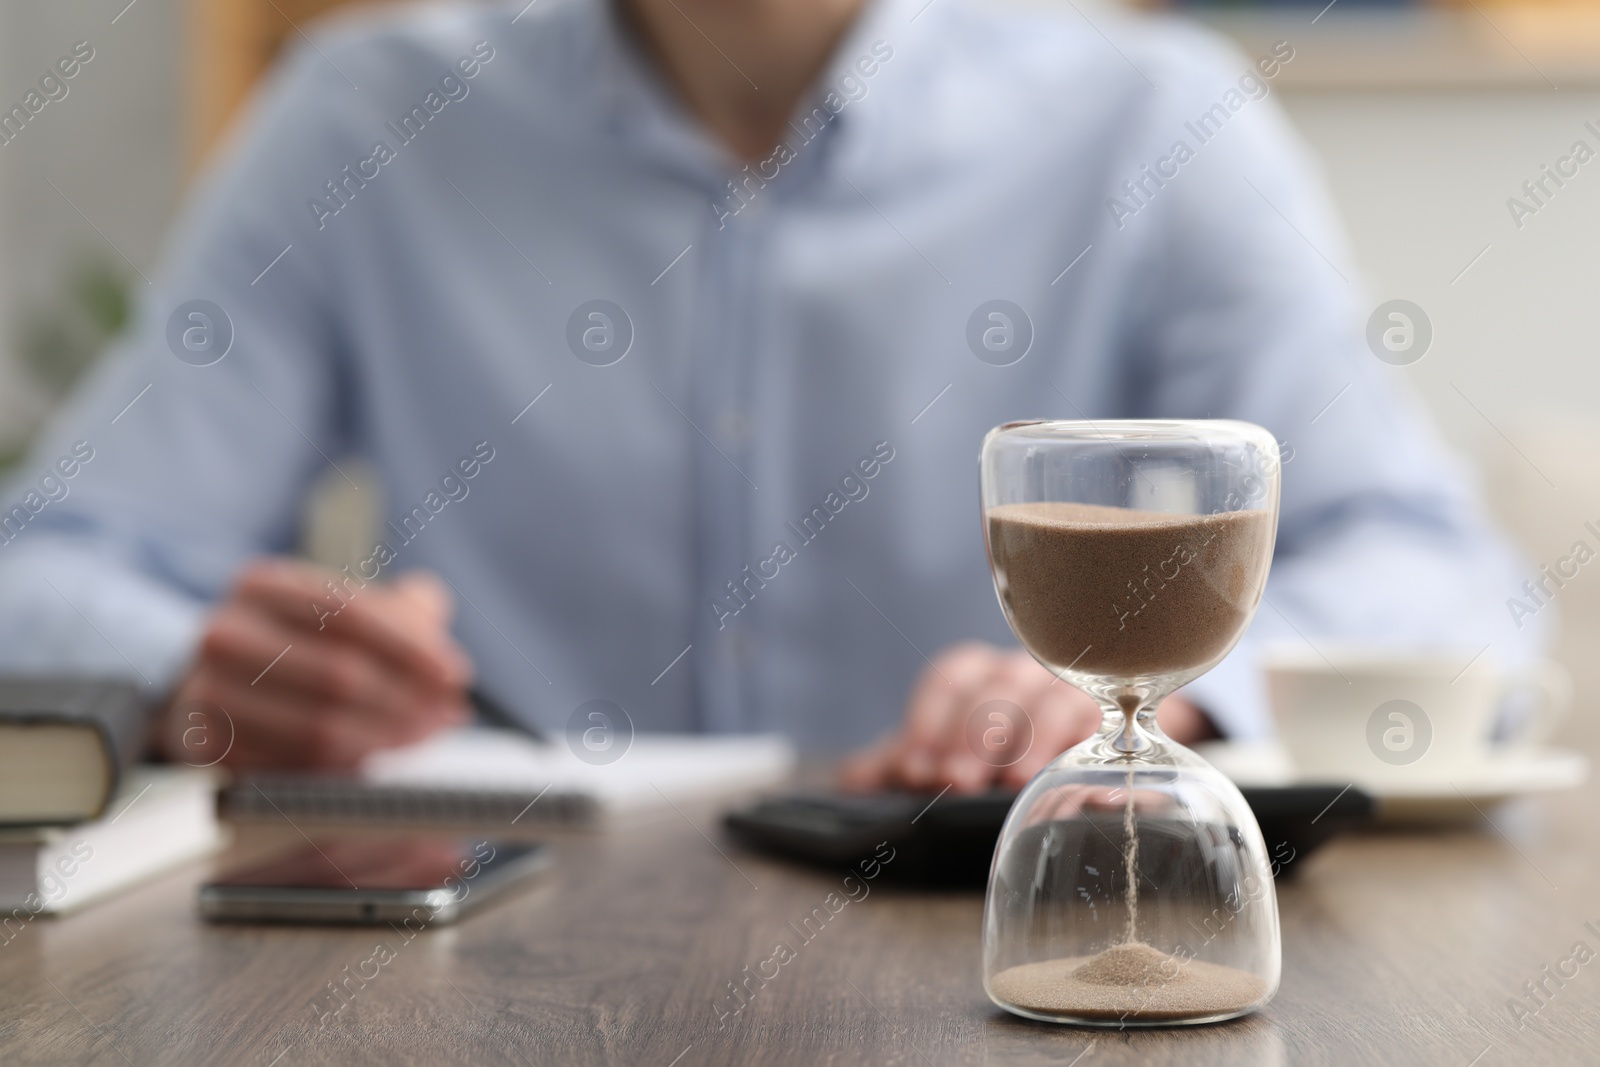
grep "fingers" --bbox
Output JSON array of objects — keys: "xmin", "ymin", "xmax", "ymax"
[
  {"xmin": 233, "ymin": 560, "xmax": 470, "ymax": 690},
  {"xmin": 1156, "ymin": 694, "xmax": 1218, "ymax": 744},
  {"xmin": 165, "ymin": 559, "xmax": 476, "ymax": 771},
  {"xmin": 937, "ymin": 652, "xmax": 1053, "ymax": 793},
  {"xmin": 988, "ymin": 693, "xmax": 1207, "ymax": 789},
  {"xmin": 1000, "ymin": 683, "xmax": 1101, "ymax": 789},
  {"xmin": 898, "ymin": 642, "xmax": 1006, "ymax": 789},
  {"xmin": 204, "ymin": 616, "xmax": 462, "ymax": 739},
  {"xmin": 167, "ymin": 670, "xmax": 384, "ymax": 770},
  {"xmin": 201, "ymin": 602, "xmax": 376, "ymax": 705},
  {"xmin": 837, "ymin": 735, "xmax": 898, "ymax": 793},
  {"xmin": 389, "ymin": 570, "xmax": 456, "ymax": 632},
  {"xmin": 200, "ymin": 582, "xmax": 466, "ymax": 731},
  {"xmin": 172, "ymin": 654, "xmax": 467, "ymax": 770},
  {"xmin": 842, "ymin": 643, "xmax": 1114, "ymax": 797},
  {"xmin": 842, "ymin": 648, "xmax": 1221, "ymax": 800}
]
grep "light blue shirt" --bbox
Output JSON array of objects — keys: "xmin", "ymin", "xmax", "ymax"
[{"xmin": 0, "ymin": 0, "xmax": 1543, "ymax": 748}]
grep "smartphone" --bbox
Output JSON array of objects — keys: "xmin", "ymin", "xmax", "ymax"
[{"xmin": 198, "ymin": 837, "xmax": 552, "ymax": 925}]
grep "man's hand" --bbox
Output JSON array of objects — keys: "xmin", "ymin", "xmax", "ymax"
[
  {"xmin": 839, "ymin": 641, "xmax": 1216, "ymax": 794},
  {"xmin": 158, "ymin": 559, "xmax": 473, "ymax": 770}
]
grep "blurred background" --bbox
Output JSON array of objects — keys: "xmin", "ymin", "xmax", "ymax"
[{"xmin": 2, "ymin": 0, "xmax": 1598, "ymax": 658}]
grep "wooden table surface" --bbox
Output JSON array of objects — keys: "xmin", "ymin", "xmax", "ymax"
[{"xmin": 4, "ymin": 683, "xmax": 1598, "ymax": 1065}]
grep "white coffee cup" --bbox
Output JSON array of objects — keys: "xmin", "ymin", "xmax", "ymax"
[{"xmin": 1264, "ymin": 645, "xmax": 1570, "ymax": 787}]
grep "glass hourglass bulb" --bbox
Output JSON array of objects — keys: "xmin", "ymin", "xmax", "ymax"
[{"xmin": 979, "ymin": 420, "xmax": 1282, "ymax": 1027}]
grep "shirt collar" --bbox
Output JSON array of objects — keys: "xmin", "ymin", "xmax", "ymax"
[
  {"xmin": 570, "ymin": 0, "xmax": 933, "ymax": 186},
  {"xmin": 782, "ymin": 0, "xmax": 930, "ymax": 186},
  {"xmin": 802, "ymin": 0, "xmax": 924, "ymax": 134},
  {"xmin": 579, "ymin": 0, "xmax": 729, "ymax": 180}
]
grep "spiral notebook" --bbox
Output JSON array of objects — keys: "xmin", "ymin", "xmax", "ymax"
[{"xmin": 223, "ymin": 728, "xmax": 797, "ymax": 824}]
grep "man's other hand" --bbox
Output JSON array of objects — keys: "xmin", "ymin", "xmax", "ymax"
[
  {"xmin": 839, "ymin": 641, "xmax": 1216, "ymax": 794},
  {"xmin": 158, "ymin": 559, "xmax": 472, "ymax": 770}
]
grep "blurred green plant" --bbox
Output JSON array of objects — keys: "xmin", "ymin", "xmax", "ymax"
[
  {"xmin": 1, "ymin": 258, "xmax": 131, "ymax": 473},
  {"xmin": 18, "ymin": 258, "xmax": 130, "ymax": 395}
]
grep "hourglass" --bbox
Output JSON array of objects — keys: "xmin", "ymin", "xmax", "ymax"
[{"xmin": 980, "ymin": 419, "xmax": 1282, "ymax": 1027}]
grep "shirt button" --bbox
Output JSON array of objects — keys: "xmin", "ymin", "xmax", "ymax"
[
  {"xmin": 720, "ymin": 409, "xmax": 751, "ymax": 446},
  {"xmin": 725, "ymin": 631, "xmax": 756, "ymax": 665}
]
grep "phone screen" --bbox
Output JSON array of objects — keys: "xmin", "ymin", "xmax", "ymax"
[{"xmin": 212, "ymin": 838, "xmax": 537, "ymax": 892}]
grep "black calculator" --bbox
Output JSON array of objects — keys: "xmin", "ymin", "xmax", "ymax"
[{"xmin": 725, "ymin": 785, "xmax": 1372, "ymax": 887}]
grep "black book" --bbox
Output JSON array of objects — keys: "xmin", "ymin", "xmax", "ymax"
[{"xmin": 0, "ymin": 678, "xmax": 148, "ymax": 825}]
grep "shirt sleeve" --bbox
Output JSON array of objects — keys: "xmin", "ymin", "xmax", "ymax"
[
  {"xmin": 1115, "ymin": 36, "xmax": 1546, "ymax": 739},
  {"xmin": 0, "ymin": 43, "xmax": 358, "ymax": 696}
]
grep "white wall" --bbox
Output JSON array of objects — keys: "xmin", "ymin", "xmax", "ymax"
[
  {"xmin": 1282, "ymin": 88, "xmax": 1600, "ymax": 565},
  {"xmin": 1284, "ymin": 89, "xmax": 1600, "ymax": 447},
  {"xmin": 0, "ymin": 0, "xmax": 181, "ymax": 443}
]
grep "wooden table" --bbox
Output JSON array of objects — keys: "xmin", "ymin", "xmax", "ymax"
[{"xmin": 4, "ymin": 706, "xmax": 1598, "ymax": 1065}]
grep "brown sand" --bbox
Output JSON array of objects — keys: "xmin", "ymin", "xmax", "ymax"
[
  {"xmin": 989, "ymin": 943, "xmax": 1267, "ymax": 1022},
  {"xmin": 987, "ymin": 501, "xmax": 1273, "ymax": 679},
  {"xmin": 1120, "ymin": 765, "xmax": 1139, "ymax": 941}
]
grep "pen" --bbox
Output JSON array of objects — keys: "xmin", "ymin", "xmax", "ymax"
[{"xmin": 466, "ymin": 685, "xmax": 548, "ymax": 743}]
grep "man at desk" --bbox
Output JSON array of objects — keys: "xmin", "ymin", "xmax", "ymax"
[{"xmin": 0, "ymin": 0, "xmax": 1537, "ymax": 788}]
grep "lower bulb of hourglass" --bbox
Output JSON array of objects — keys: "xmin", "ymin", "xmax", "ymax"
[{"xmin": 982, "ymin": 732, "xmax": 1281, "ymax": 1027}]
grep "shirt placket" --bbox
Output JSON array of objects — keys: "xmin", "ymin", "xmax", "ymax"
[{"xmin": 690, "ymin": 188, "xmax": 765, "ymax": 734}]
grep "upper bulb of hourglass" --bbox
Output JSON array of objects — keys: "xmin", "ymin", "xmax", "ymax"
[{"xmin": 978, "ymin": 420, "xmax": 1283, "ymax": 1028}]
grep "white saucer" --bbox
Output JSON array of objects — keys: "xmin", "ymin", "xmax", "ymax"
[{"xmin": 1193, "ymin": 741, "xmax": 1590, "ymax": 821}]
